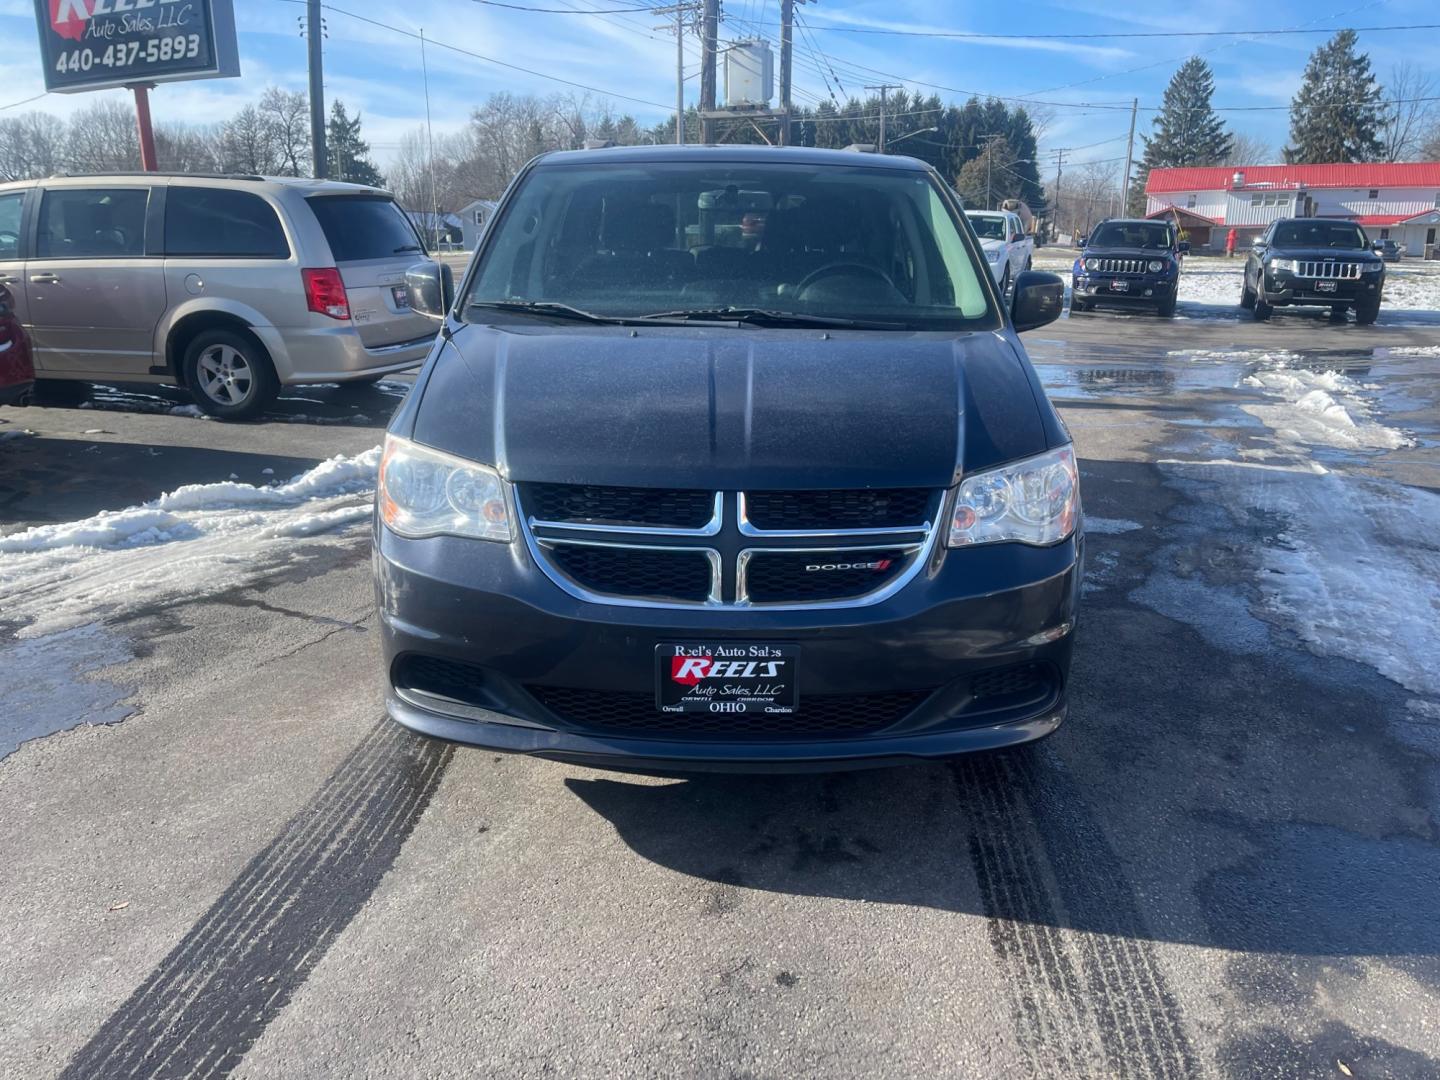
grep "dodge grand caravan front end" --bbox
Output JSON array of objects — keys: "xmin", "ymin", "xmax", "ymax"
[{"xmin": 375, "ymin": 146, "xmax": 1080, "ymax": 772}]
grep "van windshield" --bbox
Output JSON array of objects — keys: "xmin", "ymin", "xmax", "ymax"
[{"xmin": 463, "ymin": 161, "xmax": 996, "ymax": 330}]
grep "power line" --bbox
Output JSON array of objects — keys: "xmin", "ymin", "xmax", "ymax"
[
  {"xmin": 777, "ymin": 19, "xmax": 1440, "ymax": 41},
  {"xmin": 469, "ymin": 0, "xmax": 659, "ymax": 11},
  {"xmin": 282, "ymin": 1, "xmax": 673, "ymax": 110},
  {"xmin": 1, "ymin": 93, "xmax": 49, "ymax": 113}
]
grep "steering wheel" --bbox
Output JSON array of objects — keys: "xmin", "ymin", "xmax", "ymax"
[
  {"xmin": 796, "ymin": 261, "xmax": 895, "ymax": 295},
  {"xmin": 0, "ymin": 229, "xmax": 18, "ymax": 253}
]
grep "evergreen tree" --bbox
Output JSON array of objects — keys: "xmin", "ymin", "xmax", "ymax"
[
  {"xmin": 326, "ymin": 100, "xmax": 384, "ymax": 186},
  {"xmin": 1129, "ymin": 57, "xmax": 1231, "ymax": 213},
  {"xmin": 1284, "ymin": 30, "xmax": 1384, "ymax": 163}
]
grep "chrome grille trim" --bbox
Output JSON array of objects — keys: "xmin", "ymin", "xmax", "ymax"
[
  {"xmin": 527, "ymin": 491, "xmax": 723, "ymax": 537},
  {"xmin": 736, "ymin": 492, "xmax": 931, "ymax": 538},
  {"xmin": 1296, "ymin": 260, "xmax": 1361, "ymax": 279},
  {"xmin": 519, "ymin": 487, "xmax": 946, "ymax": 610},
  {"xmin": 531, "ymin": 537, "xmax": 724, "ymax": 607},
  {"xmin": 735, "ymin": 541, "xmax": 931, "ymax": 609}
]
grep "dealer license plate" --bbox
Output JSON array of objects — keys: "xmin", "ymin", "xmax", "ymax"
[
  {"xmin": 391, "ymin": 285, "xmax": 411, "ymax": 308},
  {"xmin": 656, "ymin": 643, "xmax": 798, "ymax": 714},
  {"xmin": 1110, "ymin": 279, "xmax": 1129, "ymax": 292},
  {"xmin": 1316, "ymin": 280, "xmax": 1337, "ymax": 293}
]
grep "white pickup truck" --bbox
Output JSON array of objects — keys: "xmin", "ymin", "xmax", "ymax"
[{"xmin": 965, "ymin": 209, "xmax": 1034, "ymax": 294}]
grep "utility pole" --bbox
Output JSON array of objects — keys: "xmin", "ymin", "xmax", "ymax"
[
  {"xmin": 1052, "ymin": 148, "xmax": 1067, "ymax": 242},
  {"xmin": 778, "ymin": 0, "xmax": 808, "ymax": 146},
  {"xmin": 865, "ymin": 83, "xmax": 901, "ymax": 152},
  {"xmin": 654, "ymin": 3, "xmax": 697, "ymax": 145},
  {"xmin": 1120, "ymin": 97, "xmax": 1138, "ymax": 215},
  {"xmin": 307, "ymin": 0, "xmax": 326, "ymax": 178},
  {"xmin": 699, "ymin": 0, "xmax": 718, "ymax": 143},
  {"xmin": 979, "ymin": 133, "xmax": 1005, "ymax": 210}
]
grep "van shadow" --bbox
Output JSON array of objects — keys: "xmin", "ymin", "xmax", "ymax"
[{"xmin": 566, "ymin": 455, "xmax": 1440, "ymax": 966}]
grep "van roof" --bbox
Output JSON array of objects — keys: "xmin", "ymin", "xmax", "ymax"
[
  {"xmin": 0, "ymin": 173, "xmax": 391, "ymax": 197},
  {"xmin": 534, "ymin": 144, "xmax": 934, "ymax": 172}
]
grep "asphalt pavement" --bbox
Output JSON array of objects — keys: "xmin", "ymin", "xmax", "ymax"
[{"xmin": 1, "ymin": 296, "xmax": 1438, "ymax": 1079}]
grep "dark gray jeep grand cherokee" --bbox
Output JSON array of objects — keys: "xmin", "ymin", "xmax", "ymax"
[{"xmin": 377, "ymin": 146, "xmax": 1080, "ymax": 772}]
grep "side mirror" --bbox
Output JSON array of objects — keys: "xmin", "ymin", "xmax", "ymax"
[
  {"xmin": 1177, "ymin": 241, "xmax": 1191, "ymax": 254},
  {"xmin": 1076, "ymin": 237, "xmax": 1087, "ymax": 248},
  {"xmin": 1372, "ymin": 242, "xmax": 1384, "ymax": 252},
  {"xmin": 1251, "ymin": 237, "xmax": 1267, "ymax": 250},
  {"xmin": 406, "ymin": 260, "xmax": 455, "ymax": 320},
  {"xmin": 1010, "ymin": 270, "xmax": 1065, "ymax": 333}
]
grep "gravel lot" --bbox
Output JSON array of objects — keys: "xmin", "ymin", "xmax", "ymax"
[{"xmin": 2, "ymin": 301, "xmax": 1438, "ymax": 1078}]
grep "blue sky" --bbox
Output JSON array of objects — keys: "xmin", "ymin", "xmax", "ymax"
[{"xmin": 2, "ymin": 0, "xmax": 1437, "ymax": 174}]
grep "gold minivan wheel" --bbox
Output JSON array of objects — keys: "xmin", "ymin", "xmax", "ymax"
[{"xmin": 183, "ymin": 328, "xmax": 280, "ymax": 421}]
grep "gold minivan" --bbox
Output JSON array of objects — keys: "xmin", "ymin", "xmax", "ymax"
[{"xmin": 0, "ymin": 173, "xmax": 439, "ymax": 419}]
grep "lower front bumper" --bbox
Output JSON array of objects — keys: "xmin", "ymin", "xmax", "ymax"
[
  {"xmin": 375, "ymin": 528, "xmax": 1081, "ymax": 772},
  {"xmin": 1072, "ymin": 276, "xmax": 1175, "ymax": 302},
  {"xmin": 1263, "ymin": 275, "xmax": 1380, "ymax": 306}
]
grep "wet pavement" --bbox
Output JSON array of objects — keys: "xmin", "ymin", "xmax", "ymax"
[{"xmin": 1, "ymin": 307, "xmax": 1438, "ymax": 1078}]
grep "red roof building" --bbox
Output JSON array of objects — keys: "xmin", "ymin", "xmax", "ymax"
[{"xmin": 1144, "ymin": 163, "xmax": 1440, "ymax": 255}]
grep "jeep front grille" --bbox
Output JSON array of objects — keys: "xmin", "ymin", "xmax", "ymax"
[
  {"xmin": 1294, "ymin": 260, "xmax": 1362, "ymax": 280},
  {"xmin": 1094, "ymin": 258, "xmax": 1145, "ymax": 274}
]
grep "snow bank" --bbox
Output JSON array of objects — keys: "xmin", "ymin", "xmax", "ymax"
[
  {"xmin": 1240, "ymin": 354, "xmax": 1412, "ymax": 452},
  {"xmin": 1162, "ymin": 461, "xmax": 1440, "ymax": 698},
  {"xmin": 0, "ymin": 447, "xmax": 380, "ymax": 635}
]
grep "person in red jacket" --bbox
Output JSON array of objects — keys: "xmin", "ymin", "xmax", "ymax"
[{"xmin": 1225, "ymin": 227, "xmax": 1238, "ymax": 257}]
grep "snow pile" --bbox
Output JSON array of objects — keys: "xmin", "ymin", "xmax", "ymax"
[
  {"xmin": 1163, "ymin": 461, "xmax": 1440, "ymax": 698},
  {"xmin": 1241, "ymin": 357, "xmax": 1412, "ymax": 452},
  {"xmin": 1382, "ymin": 263, "xmax": 1440, "ymax": 312},
  {"xmin": 0, "ymin": 447, "xmax": 380, "ymax": 634},
  {"xmin": 1178, "ymin": 263, "xmax": 1244, "ymax": 307}
]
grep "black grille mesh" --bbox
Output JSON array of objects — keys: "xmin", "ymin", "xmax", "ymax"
[
  {"xmin": 969, "ymin": 664, "xmax": 1048, "ymax": 703},
  {"xmin": 744, "ymin": 488, "xmax": 933, "ymax": 531},
  {"xmin": 744, "ymin": 548, "xmax": 914, "ymax": 603},
  {"xmin": 529, "ymin": 685, "xmax": 929, "ymax": 739},
  {"xmin": 524, "ymin": 483, "xmax": 714, "ymax": 528},
  {"xmin": 545, "ymin": 543, "xmax": 712, "ymax": 603}
]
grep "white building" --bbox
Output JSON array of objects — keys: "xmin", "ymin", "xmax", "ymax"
[{"xmin": 1145, "ymin": 163, "xmax": 1440, "ymax": 256}]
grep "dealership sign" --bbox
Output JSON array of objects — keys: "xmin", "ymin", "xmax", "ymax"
[{"xmin": 33, "ymin": 0, "xmax": 240, "ymax": 93}]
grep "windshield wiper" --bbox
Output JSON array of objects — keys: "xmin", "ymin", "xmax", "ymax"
[
  {"xmin": 467, "ymin": 300, "xmax": 634, "ymax": 325},
  {"xmin": 636, "ymin": 307, "xmax": 908, "ymax": 330}
]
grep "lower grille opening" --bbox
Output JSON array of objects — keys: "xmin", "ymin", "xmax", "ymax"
[
  {"xmin": 528, "ymin": 685, "xmax": 930, "ymax": 740},
  {"xmin": 394, "ymin": 654, "xmax": 507, "ymax": 713},
  {"xmin": 543, "ymin": 542, "xmax": 713, "ymax": 604},
  {"xmin": 966, "ymin": 663, "xmax": 1054, "ymax": 714}
]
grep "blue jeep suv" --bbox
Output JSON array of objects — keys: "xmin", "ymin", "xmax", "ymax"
[{"xmin": 1071, "ymin": 217, "xmax": 1188, "ymax": 317}]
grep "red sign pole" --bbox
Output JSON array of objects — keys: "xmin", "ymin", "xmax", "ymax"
[{"xmin": 129, "ymin": 82, "xmax": 158, "ymax": 172}]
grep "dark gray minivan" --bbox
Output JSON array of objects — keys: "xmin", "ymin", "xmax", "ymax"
[{"xmin": 377, "ymin": 145, "xmax": 1079, "ymax": 772}]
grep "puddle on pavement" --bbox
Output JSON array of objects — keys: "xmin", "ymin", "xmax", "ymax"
[
  {"xmin": 73, "ymin": 382, "xmax": 410, "ymax": 426},
  {"xmin": 0, "ymin": 623, "xmax": 135, "ymax": 759}
]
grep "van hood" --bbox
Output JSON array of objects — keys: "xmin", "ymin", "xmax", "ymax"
[{"xmin": 407, "ymin": 323, "xmax": 1055, "ymax": 490}]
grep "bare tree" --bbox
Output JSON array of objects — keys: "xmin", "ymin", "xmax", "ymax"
[
  {"xmin": 1223, "ymin": 132, "xmax": 1275, "ymax": 165},
  {"xmin": 0, "ymin": 112, "xmax": 66, "ymax": 181},
  {"xmin": 1053, "ymin": 159, "xmax": 1120, "ymax": 241},
  {"xmin": 1380, "ymin": 62, "xmax": 1436, "ymax": 162},
  {"xmin": 257, "ymin": 87, "xmax": 311, "ymax": 176},
  {"xmin": 155, "ymin": 123, "xmax": 221, "ymax": 173},
  {"xmin": 218, "ymin": 105, "xmax": 279, "ymax": 174},
  {"xmin": 65, "ymin": 100, "xmax": 141, "ymax": 173},
  {"xmin": 1421, "ymin": 123, "xmax": 1440, "ymax": 162}
]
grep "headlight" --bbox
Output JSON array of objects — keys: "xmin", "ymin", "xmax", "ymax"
[
  {"xmin": 1147, "ymin": 259, "xmax": 1165, "ymax": 273},
  {"xmin": 1083, "ymin": 257, "xmax": 1099, "ymax": 272},
  {"xmin": 986, "ymin": 248, "xmax": 1002, "ymax": 261},
  {"xmin": 1359, "ymin": 262, "xmax": 1383, "ymax": 273},
  {"xmin": 948, "ymin": 445, "xmax": 1080, "ymax": 548},
  {"xmin": 378, "ymin": 434, "xmax": 512, "ymax": 542},
  {"xmin": 1269, "ymin": 258, "xmax": 1295, "ymax": 273}
]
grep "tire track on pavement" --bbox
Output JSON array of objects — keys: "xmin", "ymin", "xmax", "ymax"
[
  {"xmin": 61, "ymin": 720, "xmax": 451, "ymax": 1080},
  {"xmin": 954, "ymin": 750, "xmax": 1199, "ymax": 1079}
]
